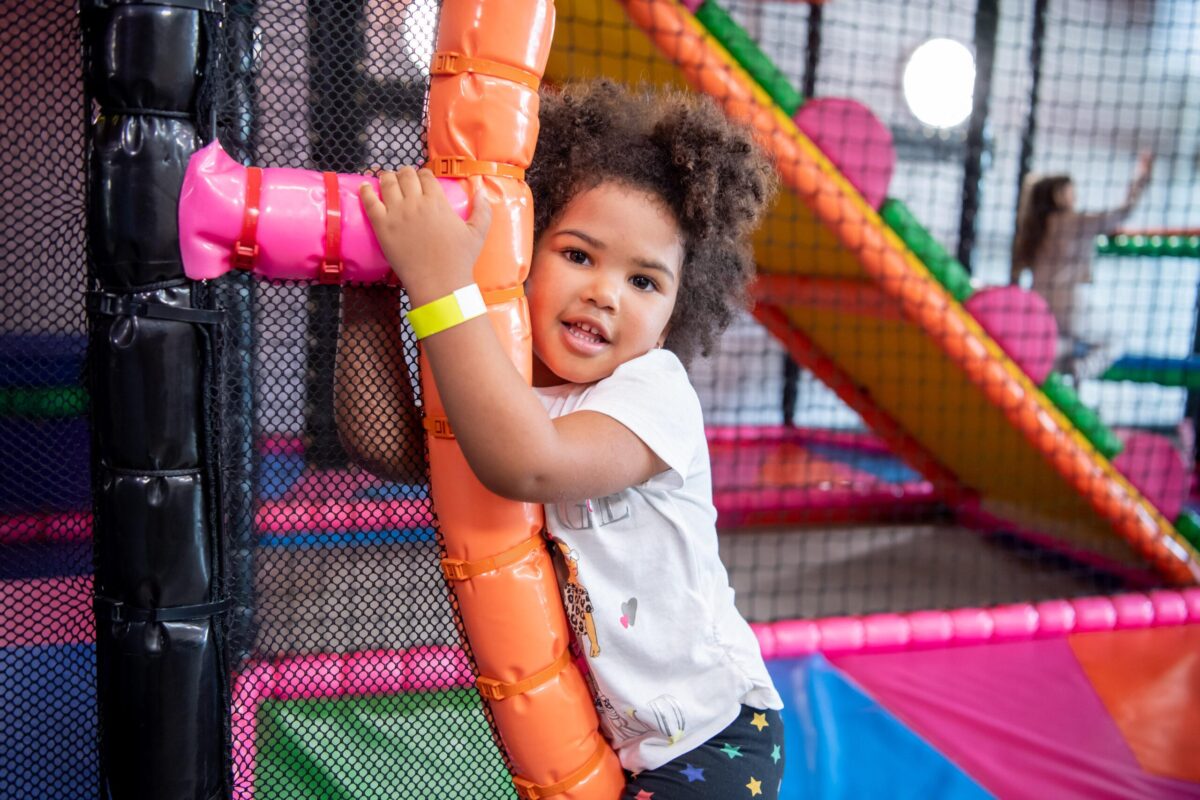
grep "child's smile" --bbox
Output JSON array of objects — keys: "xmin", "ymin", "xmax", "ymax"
[{"xmin": 527, "ymin": 182, "xmax": 685, "ymax": 387}]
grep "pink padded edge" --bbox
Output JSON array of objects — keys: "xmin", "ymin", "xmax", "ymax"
[
  {"xmin": 752, "ymin": 589, "xmax": 1200, "ymax": 659},
  {"xmin": 179, "ymin": 142, "xmax": 468, "ymax": 282}
]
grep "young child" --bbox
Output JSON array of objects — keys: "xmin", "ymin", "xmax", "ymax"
[
  {"xmin": 351, "ymin": 79, "xmax": 785, "ymax": 798},
  {"xmin": 1011, "ymin": 151, "xmax": 1153, "ymax": 380}
]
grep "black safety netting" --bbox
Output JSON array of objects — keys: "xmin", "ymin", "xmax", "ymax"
[
  {"xmin": 205, "ymin": 1, "xmax": 513, "ymax": 798},
  {"xmin": 0, "ymin": 2, "xmax": 94, "ymax": 799}
]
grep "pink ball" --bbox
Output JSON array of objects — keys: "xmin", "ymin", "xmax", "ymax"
[
  {"xmin": 964, "ymin": 286, "xmax": 1058, "ymax": 384},
  {"xmin": 1112, "ymin": 431, "xmax": 1188, "ymax": 521},
  {"xmin": 794, "ymin": 98, "xmax": 895, "ymax": 209}
]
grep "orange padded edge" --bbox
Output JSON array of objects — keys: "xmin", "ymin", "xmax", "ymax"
[{"xmin": 422, "ymin": 1, "xmax": 623, "ymax": 797}]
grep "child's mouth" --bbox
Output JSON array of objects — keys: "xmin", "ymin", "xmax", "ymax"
[{"xmin": 563, "ymin": 321, "xmax": 609, "ymax": 348}]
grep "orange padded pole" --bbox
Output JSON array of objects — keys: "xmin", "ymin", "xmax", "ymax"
[{"xmin": 422, "ymin": 2, "xmax": 624, "ymax": 797}]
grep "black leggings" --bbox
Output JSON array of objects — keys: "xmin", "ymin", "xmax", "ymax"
[{"xmin": 622, "ymin": 705, "xmax": 785, "ymax": 799}]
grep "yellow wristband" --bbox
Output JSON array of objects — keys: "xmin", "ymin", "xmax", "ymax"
[{"xmin": 406, "ymin": 284, "xmax": 487, "ymax": 340}]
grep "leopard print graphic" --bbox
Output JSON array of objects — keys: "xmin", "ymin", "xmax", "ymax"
[{"xmin": 552, "ymin": 539, "xmax": 601, "ymax": 657}]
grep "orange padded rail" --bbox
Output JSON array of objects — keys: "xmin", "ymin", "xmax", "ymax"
[{"xmin": 422, "ymin": 1, "xmax": 624, "ymax": 797}]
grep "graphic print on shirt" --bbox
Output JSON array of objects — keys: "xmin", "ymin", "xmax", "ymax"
[
  {"xmin": 584, "ymin": 670, "xmax": 653, "ymax": 746},
  {"xmin": 639, "ymin": 694, "xmax": 687, "ymax": 744},
  {"xmin": 551, "ymin": 538, "xmax": 601, "ymax": 657},
  {"xmin": 549, "ymin": 492, "xmax": 631, "ymax": 531}
]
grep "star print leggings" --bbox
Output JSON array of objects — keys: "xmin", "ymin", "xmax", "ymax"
[{"xmin": 622, "ymin": 705, "xmax": 786, "ymax": 799}]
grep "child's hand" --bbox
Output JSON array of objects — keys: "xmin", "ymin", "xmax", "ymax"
[
  {"xmin": 1134, "ymin": 150, "xmax": 1154, "ymax": 185},
  {"xmin": 359, "ymin": 166, "xmax": 492, "ymax": 306}
]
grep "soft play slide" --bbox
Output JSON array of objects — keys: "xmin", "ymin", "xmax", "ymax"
[{"xmin": 547, "ymin": 0, "xmax": 1200, "ymax": 584}]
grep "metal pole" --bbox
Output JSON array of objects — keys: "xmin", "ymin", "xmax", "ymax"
[{"xmin": 955, "ymin": 0, "xmax": 999, "ymax": 271}]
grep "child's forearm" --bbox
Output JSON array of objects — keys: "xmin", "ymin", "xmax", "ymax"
[
  {"xmin": 334, "ymin": 285, "xmax": 427, "ymax": 482},
  {"xmin": 419, "ymin": 312, "xmax": 569, "ymax": 502}
]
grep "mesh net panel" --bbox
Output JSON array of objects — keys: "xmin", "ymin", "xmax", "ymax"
[
  {"xmin": 0, "ymin": 2, "xmax": 94, "ymax": 799},
  {"xmin": 208, "ymin": 1, "xmax": 513, "ymax": 797},
  {"xmin": 5, "ymin": 0, "xmax": 1199, "ymax": 796}
]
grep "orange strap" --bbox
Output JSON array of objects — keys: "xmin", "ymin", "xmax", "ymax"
[
  {"xmin": 319, "ymin": 171, "xmax": 344, "ymax": 284},
  {"xmin": 482, "ymin": 284, "xmax": 525, "ymax": 305},
  {"xmin": 431, "ymin": 51, "xmax": 541, "ymax": 91},
  {"xmin": 476, "ymin": 648, "xmax": 571, "ymax": 702},
  {"xmin": 428, "ymin": 156, "xmax": 524, "ymax": 182},
  {"xmin": 440, "ymin": 533, "xmax": 545, "ymax": 582},
  {"xmin": 511, "ymin": 741, "xmax": 610, "ymax": 800},
  {"xmin": 232, "ymin": 166, "xmax": 263, "ymax": 270}
]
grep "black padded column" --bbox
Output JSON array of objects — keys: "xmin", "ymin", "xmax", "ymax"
[{"xmin": 82, "ymin": 1, "xmax": 229, "ymax": 797}]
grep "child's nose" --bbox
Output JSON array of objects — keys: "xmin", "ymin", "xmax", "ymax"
[{"xmin": 585, "ymin": 273, "xmax": 620, "ymax": 310}]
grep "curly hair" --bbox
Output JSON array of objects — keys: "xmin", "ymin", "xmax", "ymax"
[{"xmin": 526, "ymin": 79, "xmax": 777, "ymax": 365}]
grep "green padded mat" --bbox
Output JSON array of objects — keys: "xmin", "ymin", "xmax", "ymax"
[{"xmin": 256, "ymin": 688, "xmax": 514, "ymax": 800}]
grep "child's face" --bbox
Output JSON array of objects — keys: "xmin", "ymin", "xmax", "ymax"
[
  {"xmin": 1055, "ymin": 182, "xmax": 1076, "ymax": 211},
  {"xmin": 526, "ymin": 182, "xmax": 684, "ymax": 386}
]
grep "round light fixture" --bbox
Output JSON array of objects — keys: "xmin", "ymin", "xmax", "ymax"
[{"xmin": 902, "ymin": 38, "xmax": 976, "ymax": 129}]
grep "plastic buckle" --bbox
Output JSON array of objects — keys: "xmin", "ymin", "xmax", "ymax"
[
  {"xmin": 232, "ymin": 240, "xmax": 258, "ymax": 271},
  {"xmin": 475, "ymin": 676, "xmax": 506, "ymax": 702},
  {"xmin": 318, "ymin": 259, "xmax": 343, "ymax": 285},
  {"xmin": 433, "ymin": 157, "xmax": 464, "ymax": 177},
  {"xmin": 511, "ymin": 776, "xmax": 542, "ymax": 800},
  {"xmin": 440, "ymin": 559, "xmax": 469, "ymax": 581},
  {"xmin": 426, "ymin": 417, "xmax": 453, "ymax": 439},
  {"xmin": 432, "ymin": 52, "xmax": 458, "ymax": 74}
]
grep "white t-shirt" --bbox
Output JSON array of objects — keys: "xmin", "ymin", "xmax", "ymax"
[{"xmin": 534, "ymin": 349, "xmax": 783, "ymax": 773}]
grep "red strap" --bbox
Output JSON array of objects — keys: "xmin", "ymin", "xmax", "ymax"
[
  {"xmin": 319, "ymin": 171, "xmax": 343, "ymax": 284},
  {"xmin": 232, "ymin": 166, "xmax": 262, "ymax": 271}
]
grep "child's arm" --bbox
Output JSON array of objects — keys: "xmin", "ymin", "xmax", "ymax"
[
  {"xmin": 360, "ymin": 167, "xmax": 669, "ymax": 505},
  {"xmin": 334, "ymin": 285, "xmax": 427, "ymax": 483}
]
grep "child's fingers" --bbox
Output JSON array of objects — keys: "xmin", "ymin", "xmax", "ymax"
[
  {"xmin": 466, "ymin": 189, "xmax": 493, "ymax": 237},
  {"xmin": 416, "ymin": 168, "xmax": 447, "ymax": 205},
  {"xmin": 358, "ymin": 182, "xmax": 383, "ymax": 222},
  {"xmin": 396, "ymin": 165, "xmax": 422, "ymax": 198},
  {"xmin": 378, "ymin": 170, "xmax": 402, "ymax": 207}
]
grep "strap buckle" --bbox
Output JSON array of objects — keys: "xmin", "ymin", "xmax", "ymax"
[
  {"xmin": 475, "ymin": 676, "xmax": 506, "ymax": 702},
  {"xmin": 232, "ymin": 241, "xmax": 259, "ymax": 270},
  {"xmin": 433, "ymin": 157, "xmax": 467, "ymax": 178},
  {"xmin": 440, "ymin": 559, "xmax": 470, "ymax": 581},
  {"xmin": 432, "ymin": 52, "xmax": 459, "ymax": 74},
  {"xmin": 511, "ymin": 776, "xmax": 543, "ymax": 800},
  {"xmin": 424, "ymin": 415, "xmax": 454, "ymax": 439},
  {"xmin": 318, "ymin": 258, "xmax": 343, "ymax": 285}
]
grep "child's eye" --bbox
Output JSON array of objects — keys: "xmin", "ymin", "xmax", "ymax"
[
  {"xmin": 630, "ymin": 275, "xmax": 658, "ymax": 292},
  {"xmin": 563, "ymin": 248, "xmax": 590, "ymax": 265}
]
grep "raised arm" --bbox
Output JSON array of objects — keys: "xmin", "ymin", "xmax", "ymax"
[
  {"xmin": 359, "ymin": 167, "xmax": 666, "ymax": 505},
  {"xmin": 1070, "ymin": 151, "xmax": 1154, "ymax": 237},
  {"xmin": 334, "ymin": 284, "xmax": 428, "ymax": 484}
]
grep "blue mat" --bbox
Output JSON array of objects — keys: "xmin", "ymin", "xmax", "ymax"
[{"xmin": 767, "ymin": 655, "xmax": 992, "ymax": 799}]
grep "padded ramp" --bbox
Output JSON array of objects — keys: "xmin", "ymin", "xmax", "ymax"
[{"xmin": 550, "ymin": 0, "xmax": 1200, "ymax": 583}]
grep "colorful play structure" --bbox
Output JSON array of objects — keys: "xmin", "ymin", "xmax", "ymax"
[{"xmin": 4, "ymin": 0, "xmax": 1199, "ymax": 798}]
